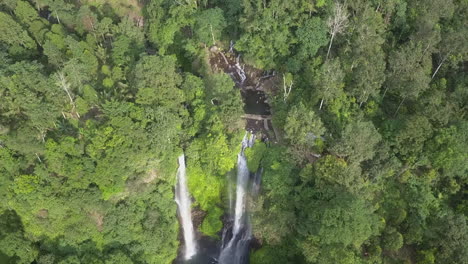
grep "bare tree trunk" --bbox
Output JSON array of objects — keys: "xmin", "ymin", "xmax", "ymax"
[
  {"xmin": 326, "ymin": 2, "xmax": 348, "ymax": 60},
  {"xmin": 55, "ymin": 10, "xmax": 61, "ymax": 24},
  {"xmin": 283, "ymin": 75, "xmax": 293, "ymax": 102},
  {"xmin": 35, "ymin": 153, "xmax": 42, "ymax": 163},
  {"xmin": 327, "ymin": 33, "xmax": 335, "ymax": 60},
  {"xmin": 56, "ymin": 71, "xmax": 80, "ymax": 118},
  {"xmin": 432, "ymin": 56, "xmax": 448, "ymax": 80},
  {"xmin": 57, "ymin": 72, "xmax": 74, "ymax": 104},
  {"xmin": 382, "ymin": 86, "xmax": 389, "ymax": 99},
  {"xmin": 394, "ymin": 97, "xmax": 406, "ymax": 116},
  {"xmin": 210, "ymin": 24, "xmax": 216, "ymax": 46},
  {"xmin": 319, "ymin": 98, "xmax": 324, "ymax": 110},
  {"xmin": 359, "ymin": 90, "xmax": 367, "ymax": 108}
]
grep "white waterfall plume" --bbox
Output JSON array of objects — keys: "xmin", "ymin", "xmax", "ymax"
[
  {"xmin": 175, "ymin": 154, "xmax": 197, "ymax": 260},
  {"xmin": 219, "ymin": 133, "xmax": 258, "ymax": 264}
]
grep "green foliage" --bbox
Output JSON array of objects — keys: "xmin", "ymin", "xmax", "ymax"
[
  {"xmin": 133, "ymin": 55, "xmax": 184, "ymax": 108},
  {"xmin": 1, "ymin": 1, "xmax": 467, "ymax": 264},
  {"xmin": 244, "ymin": 141, "xmax": 267, "ymax": 172},
  {"xmin": 187, "ymin": 165, "xmax": 224, "ymax": 210},
  {"xmin": 284, "ymin": 103, "xmax": 326, "ymax": 149},
  {"xmin": 425, "ymin": 210, "xmax": 468, "ymax": 264},
  {"xmin": 386, "ymin": 41, "xmax": 432, "ymax": 101},
  {"xmin": 0, "ymin": 211, "xmax": 38, "ymax": 264},
  {"xmin": 251, "ymin": 146, "xmax": 296, "ymax": 245},
  {"xmin": 204, "ymin": 73, "xmax": 244, "ymax": 130},
  {"xmin": 250, "ymin": 244, "xmax": 299, "ymax": 264},
  {"xmin": 200, "ymin": 206, "xmax": 223, "ymax": 237},
  {"xmin": 331, "ymin": 119, "xmax": 381, "ymax": 163},
  {"xmin": 0, "ymin": 12, "xmax": 36, "ymax": 51},
  {"xmin": 12, "ymin": 174, "xmax": 40, "ymax": 195},
  {"xmin": 145, "ymin": 0, "xmax": 194, "ymax": 54},
  {"xmin": 299, "ymin": 188, "xmax": 380, "ymax": 247},
  {"xmin": 312, "ymin": 58, "xmax": 346, "ymax": 109},
  {"xmin": 427, "ymin": 123, "xmax": 468, "ymax": 178},
  {"xmin": 382, "ymin": 228, "xmax": 404, "ymax": 251},
  {"xmin": 344, "ymin": 4, "xmax": 386, "ymax": 105},
  {"xmin": 306, "ymin": 155, "xmax": 365, "ymax": 194},
  {"xmin": 393, "ymin": 115, "xmax": 433, "ymax": 159},
  {"xmin": 186, "ymin": 164, "xmax": 224, "ymax": 236},
  {"xmin": 296, "ymin": 17, "xmax": 328, "ymax": 59},
  {"xmin": 194, "ymin": 8, "xmax": 226, "ymax": 45},
  {"xmin": 288, "ymin": 17, "xmax": 328, "ymax": 72}
]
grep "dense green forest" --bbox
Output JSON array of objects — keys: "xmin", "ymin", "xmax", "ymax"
[{"xmin": 0, "ymin": 0, "xmax": 467, "ymax": 263}]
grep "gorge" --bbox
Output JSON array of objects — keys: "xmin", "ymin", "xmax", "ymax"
[{"xmin": 175, "ymin": 50, "xmax": 273, "ymax": 263}]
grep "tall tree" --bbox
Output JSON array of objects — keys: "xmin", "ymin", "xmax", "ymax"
[
  {"xmin": 326, "ymin": 1, "xmax": 349, "ymax": 59},
  {"xmin": 331, "ymin": 119, "xmax": 381, "ymax": 164},
  {"xmin": 313, "ymin": 58, "xmax": 345, "ymax": 110}
]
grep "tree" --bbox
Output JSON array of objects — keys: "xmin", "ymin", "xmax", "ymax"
[
  {"xmin": 296, "ymin": 17, "xmax": 328, "ymax": 59},
  {"xmin": 203, "ymin": 73, "xmax": 244, "ymax": 129},
  {"xmin": 297, "ymin": 186, "xmax": 380, "ymax": 249},
  {"xmin": 394, "ymin": 115, "xmax": 433, "ymax": 159},
  {"xmin": 326, "ymin": 2, "xmax": 349, "ymax": 59},
  {"xmin": 145, "ymin": 0, "xmax": 194, "ymax": 54},
  {"xmin": 133, "ymin": 55, "xmax": 184, "ymax": 108},
  {"xmin": 431, "ymin": 0, "xmax": 468, "ymax": 79},
  {"xmin": 43, "ymin": 0, "xmax": 76, "ymax": 26},
  {"xmin": 382, "ymin": 228, "xmax": 404, "ymax": 251},
  {"xmin": 0, "ymin": 211, "xmax": 38, "ymax": 264},
  {"xmin": 194, "ymin": 8, "xmax": 226, "ymax": 46},
  {"xmin": 75, "ymin": 5, "xmax": 98, "ymax": 35},
  {"xmin": 345, "ymin": 5, "xmax": 386, "ymax": 106},
  {"xmin": 235, "ymin": 0, "xmax": 297, "ymax": 69},
  {"xmin": 14, "ymin": 0, "xmax": 41, "ymax": 25},
  {"xmin": 385, "ymin": 41, "xmax": 432, "ymax": 114},
  {"xmin": 313, "ymin": 58, "xmax": 345, "ymax": 110},
  {"xmin": 0, "ymin": 12, "xmax": 36, "ymax": 50},
  {"xmin": 111, "ymin": 35, "xmax": 143, "ymax": 66},
  {"xmin": 284, "ymin": 103, "xmax": 325, "ymax": 149},
  {"xmin": 426, "ymin": 210, "xmax": 468, "ymax": 264},
  {"xmin": 426, "ymin": 123, "xmax": 468, "ymax": 179},
  {"xmin": 251, "ymin": 146, "xmax": 296, "ymax": 245},
  {"xmin": 306, "ymin": 155, "xmax": 365, "ymax": 195},
  {"xmin": 0, "ymin": 61, "xmax": 65, "ymax": 141},
  {"xmin": 331, "ymin": 119, "xmax": 381, "ymax": 164},
  {"xmin": 54, "ymin": 71, "xmax": 78, "ymax": 117}
]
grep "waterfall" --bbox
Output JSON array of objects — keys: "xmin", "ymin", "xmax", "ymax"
[
  {"xmin": 219, "ymin": 134, "xmax": 258, "ymax": 264},
  {"xmin": 235, "ymin": 55, "xmax": 247, "ymax": 84},
  {"xmin": 251, "ymin": 167, "xmax": 262, "ymax": 199},
  {"xmin": 227, "ymin": 171, "xmax": 234, "ymax": 216},
  {"xmin": 175, "ymin": 154, "xmax": 197, "ymax": 260}
]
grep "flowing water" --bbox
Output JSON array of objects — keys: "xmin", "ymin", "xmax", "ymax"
[
  {"xmin": 175, "ymin": 154, "xmax": 197, "ymax": 260},
  {"xmin": 218, "ymin": 134, "xmax": 256, "ymax": 264},
  {"xmin": 176, "ymin": 51, "xmax": 271, "ymax": 263}
]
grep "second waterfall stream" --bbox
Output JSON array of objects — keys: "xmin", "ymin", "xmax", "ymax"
[{"xmin": 218, "ymin": 133, "xmax": 257, "ymax": 264}]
